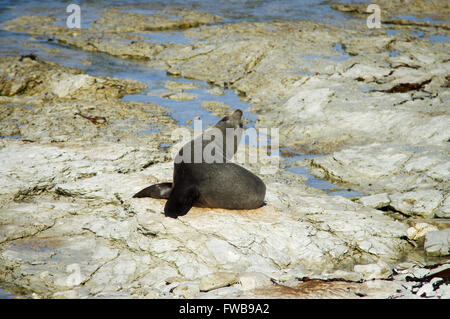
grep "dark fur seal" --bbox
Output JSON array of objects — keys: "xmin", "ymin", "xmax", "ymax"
[{"xmin": 133, "ymin": 109, "xmax": 266, "ymax": 218}]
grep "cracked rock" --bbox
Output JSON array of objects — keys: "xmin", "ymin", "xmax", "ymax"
[
  {"xmin": 353, "ymin": 261, "xmax": 392, "ymax": 280},
  {"xmin": 424, "ymin": 229, "xmax": 450, "ymax": 257},
  {"xmin": 199, "ymin": 272, "xmax": 239, "ymax": 292}
]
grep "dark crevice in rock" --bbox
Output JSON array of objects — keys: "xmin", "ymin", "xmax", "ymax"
[
  {"xmin": 378, "ymin": 79, "xmax": 432, "ymax": 93},
  {"xmin": 378, "ymin": 205, "xmax": 411, "ymax": 219},
  {"xmin": 142, "ymin": 161, "xmax": 155, "ymax": 169}
]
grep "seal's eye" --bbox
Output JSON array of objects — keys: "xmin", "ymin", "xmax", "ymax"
[
  {"xmin": 239, "ymin": 123, "xmax": 243, "ymax": 128},
  {"xmin": 221, "ymin": 116, "xmax": 229, "ymax": 122}
]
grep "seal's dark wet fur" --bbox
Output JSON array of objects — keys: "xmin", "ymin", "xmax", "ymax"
[{"xmin": 133, "ymin": 109, "xmax": 266, "ymax": 218}]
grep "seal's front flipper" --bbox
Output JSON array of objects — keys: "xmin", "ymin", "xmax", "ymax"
[
  {"xmin": 164, "ymin": 184, "xmax": 198, "ymax": 218},
  {"xmin": 133, "ymin": 182, "xmax": 173, "ymax": 199}
]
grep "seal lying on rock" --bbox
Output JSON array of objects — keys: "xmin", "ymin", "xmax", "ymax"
[{"xmin": 133, "ymin": 109, "xmax": 266, "ymax": 218}]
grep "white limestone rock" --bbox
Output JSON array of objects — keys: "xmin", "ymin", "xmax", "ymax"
[
  {"xmin": 353, "ymin": 261, "xmax": 392, "ymax": 280},
  {"xmin": 199, "ymin": 272, "xmax": 239, "ymax": 292},
  {"xmin": 424, "ymin": 229, "xmax": 450, "ymax": 257},
  {"xmin": 238, "ymin": 272, "xmax": 272, "ymax": 291},
  {"xmin": 435, "ymin": 195, "xmax": 450, "ymax": 218},
  {"xmin": 406, "ymin": 223, "xmax": 439, "ymax": 241},
  {"xmin": 358, "ymin": 193, "xmax": 390, "ymax": 209},
  {"xmin": 172, "ymin": 282, "xmax": 200, "ymax": 299},
  {"xmin": 390, "ymin": 190, "xmax": 444, "ymax": 218}
]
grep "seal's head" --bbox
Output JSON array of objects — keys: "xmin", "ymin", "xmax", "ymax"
[
  {"xmin": 215, "ymin": 109, "xmax": 244, "ymax": 131},
  {"xmin": 210, "ymin": 109, "xmax": 244, "ymax": 159}
]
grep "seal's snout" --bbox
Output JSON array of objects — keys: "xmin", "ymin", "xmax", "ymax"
[
  {"xmin": 217, "ymin": 109, "xmax": 244, "ymax": 129},
  {"xmin": 231, "ymin": 109, "xmax": 243, "ymax": 119}
]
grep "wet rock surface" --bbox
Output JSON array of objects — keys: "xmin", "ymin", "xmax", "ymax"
[
  {"xmin": 0, "ymin": 56, "xmax": 176, "ymax": 144},
  {"xmin": 0, "ymin": 56, "xmax": 144, "ymax": 101},
  {"xmin": 0, "ymin": 3, "xmax": 448, "ymax": 298},
  {"xmin": 331, "ymin": 0, "xmax": 450, "ymax": 29},
  {"xmin": 309, "ymin": 143, "xmax": 449, "ymax": 218},
  {"xmin": 92, "ymin": 8, "xmax": 221, "ymax": 33}
]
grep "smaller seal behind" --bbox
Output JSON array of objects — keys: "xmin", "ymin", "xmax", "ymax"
[{"xmin": 133, "ymin": 109, "xmax": 266, "ymax": 218}]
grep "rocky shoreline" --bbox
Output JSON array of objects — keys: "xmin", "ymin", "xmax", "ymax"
[{"xmin": 0, "ymin": 2, "xmax": 448, "ymax": 298}]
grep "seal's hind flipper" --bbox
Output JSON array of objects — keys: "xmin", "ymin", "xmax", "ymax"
[
  {"xmin": 164, "ymin": 184, "xmax": 198, "ymax": 218},
  {"xmin": 133, "ymin": 183, "xmax": 173, "ymax": 199}
]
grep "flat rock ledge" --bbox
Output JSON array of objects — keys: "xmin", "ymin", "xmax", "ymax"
[{"xmin": 0, "ymin": 140, "xmax": 412, "ymax": 298}]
